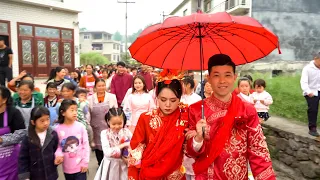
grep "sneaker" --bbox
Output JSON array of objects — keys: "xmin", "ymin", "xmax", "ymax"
[{"xmin": 309, "ymin": 131, "xmax": 320, "ymax": 137}]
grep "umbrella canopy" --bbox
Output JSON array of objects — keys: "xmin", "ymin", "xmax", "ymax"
[{"xmin": 129, "ymin": 11, "xmax": 280, "ymax": 70}]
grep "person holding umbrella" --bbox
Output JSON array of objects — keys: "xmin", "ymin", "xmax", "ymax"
[
  {"xmin": 185, "ymin": 54, "xmax": 275, "ymax": 180},
  {"xmin": 128, "ymin": 4, "xmax": 280, "ymax": 179}
]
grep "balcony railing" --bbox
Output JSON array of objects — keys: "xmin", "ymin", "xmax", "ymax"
[{"xmin": 211, "ymin": 0, "xmax": 250, "ymax": 15}]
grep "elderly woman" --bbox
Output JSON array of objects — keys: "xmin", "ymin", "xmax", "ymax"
[{"xmin": 13, "ymin": 81, "xmax": 43, "ymax": 127}]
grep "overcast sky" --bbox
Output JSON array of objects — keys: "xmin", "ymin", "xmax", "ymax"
[{"xmin": 78, "ymin": 0, "xmax": 181, "ymax": 35}]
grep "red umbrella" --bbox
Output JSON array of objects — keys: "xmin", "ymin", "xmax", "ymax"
[
  {"xmin": 129, "ymin": 10, "xmax": 280, "ymax": 118},
  {"xmin": 129, "ymin": 11, "xmax": 280, "ymax": 70}
]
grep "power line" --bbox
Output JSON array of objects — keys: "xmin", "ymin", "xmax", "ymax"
[{"xmin": 160, "ymin": 11, "xmax": 169, "ymax": 22}]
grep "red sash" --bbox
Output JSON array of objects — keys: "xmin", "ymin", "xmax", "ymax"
[
  {"xmin": 140, "ymin": 107, "xmax": 188, "ymax": 179},
  {"xmin": 193, "ymin": 95, "xmax": 244, "ymax": 174}
]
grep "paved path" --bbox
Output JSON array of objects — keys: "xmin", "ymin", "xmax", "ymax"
[{"xmin": 263, "ymin": 115, "xmax": 320, "ymax": 139}]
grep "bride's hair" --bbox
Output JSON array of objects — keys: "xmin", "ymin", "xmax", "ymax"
[{"xmin": 156, "ymin": 79, "xmax": 182, "ymax": 99}]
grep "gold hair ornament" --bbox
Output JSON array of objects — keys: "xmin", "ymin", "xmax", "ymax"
[{"xmin": 156, "ymin": 69, "xmax": 185, "ymax": 84}]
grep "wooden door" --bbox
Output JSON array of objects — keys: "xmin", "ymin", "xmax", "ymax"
[
  {"xmin": 18, "ymin": 37, "xmax": 34, "ymax": 75},
  {"xmin": 49, "ymin": 39, "xmax": 60, "ymax": 70},
  {"xmin": 61, "ymin": 40, "xmax": 74, "ymax": 72},
  {"xmin": 34, "ymin": 38, "xmax": 49, "ymax": 76}
]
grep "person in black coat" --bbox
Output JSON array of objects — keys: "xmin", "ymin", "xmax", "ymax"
[{"xmin": 18, "ymin": 106, "xmax": 59, "ymax": 180}]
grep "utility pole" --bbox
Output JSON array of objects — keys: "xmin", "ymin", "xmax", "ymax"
[
  {"xmin": 160, "ymin": 11, "xmax": 169, "ymax": 22},
  {"xmin": 117, "ymin": 0, "xmax": 135, "ymax": 61}
]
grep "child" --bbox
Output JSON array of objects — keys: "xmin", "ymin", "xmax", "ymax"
[
  {"xmin": 75, "ymin": 88, "xmax": 95, "ymax": 148},
  {"xmin": 236, "ymin": 77, "xmax": 255, "ymax": 180},
  {"xmin": 54, "ymin": 99, "xmax": 90, "ymax": 180},
  {"xmin": 94, "ymin": 108, "xmax": 132, "ymax": 180},
  {"xmin": 19, "ymin": 106, "xmax": 59, "ymax": 180},
  {"xmin": 44, "ymin": 82, "xmax": 59, "ymax": 125},
  {"xmin": 57, "ymin": 83, "xmax": 94, "ymax": 148},
  {"xmin": 237, "ymin": 77, "xmax": 254, "ymax": 104},
  {"xmin": 252, "ymin": 79, "xmax": 273, "ymax": 123}
]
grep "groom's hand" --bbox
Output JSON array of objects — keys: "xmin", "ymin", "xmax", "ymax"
[{"xmin": 195, "ymin": 119, "xmax": 207, "ymax": 142}]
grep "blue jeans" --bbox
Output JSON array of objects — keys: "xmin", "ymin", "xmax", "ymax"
[{"xmin": 64, "ymin": 172, "xmax": 87, "ymax": 180}]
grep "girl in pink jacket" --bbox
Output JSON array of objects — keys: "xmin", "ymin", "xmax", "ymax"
[{"xmin": 54, "ymin": 99, "xmax": 90, "ymax": 180}]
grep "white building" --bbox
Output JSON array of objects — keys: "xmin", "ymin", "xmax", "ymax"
[
  {"xmin": 79, "ymin": 31, "xmax": 121, "ymax": 63},
  {"xmin": 169, "ymin": 0, "xmax": 250, "ymax": 17},
  {"xmin": 0, "ymin": 0, "xmax": 82, "ymax": 77}
]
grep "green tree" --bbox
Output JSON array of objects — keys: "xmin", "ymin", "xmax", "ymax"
[
  {"xmin": 112, "ymin": 31, "xmax": 123, "ymax": 42},
  {"xmin": 120, "ymin": 52, "xmax": 140, "ymax": 65},
  {"xmin": 128, "ymin": 29, "xmax": 143, "ymax": 43},
  {"xmin": 128, "ymin": 23, "xmax": 153, "ymax": 43},
  {"xmin": 80, "ymin": 52, "xmax": 110, "ymax": 66},
  {"xmin": 80, "ymin": 27, "xmax": 87, "ymax": 32}
]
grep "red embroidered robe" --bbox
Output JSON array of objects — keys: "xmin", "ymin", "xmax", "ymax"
[
  {"xmin": 186, "ymin": 95, "xmax": 276, "ymax": 180},
  {"xmin": 128, "ymin": 105, "xmax": 188, "ymax": 180}
]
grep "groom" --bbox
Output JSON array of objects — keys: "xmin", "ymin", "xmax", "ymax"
[{"xmin": 186, "ymin": 54, "xmax": 276, "ymax": 180}]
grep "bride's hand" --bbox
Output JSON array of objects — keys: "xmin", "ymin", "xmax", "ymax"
[{"xmin": 185, "ymin": 129, "xmax": 197, "ymax": 140}]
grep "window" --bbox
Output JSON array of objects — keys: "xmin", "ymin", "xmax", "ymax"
[
  {"xmin": 19, "ymin": 25, "xmax": 33, "ymax": 36},
  {"xmin": 183, "ymin": 9, "xmax": 187, "ymax": 16},
  {"xmin": 35, "ymin": 27, "xmax": 59, "ymax": 38},
  {"xmin": 117, "ymin": 45, "xmax": 120, "ymax": 50},
  {"xmin": 104, "ymin": 35, "xmax": 111, "ymax": 40},
  {"xmin": 117, "ymin": 55, "xmax": 120, "ymax": 61},
  {"xmin": 93, "ymin": 33, "xmax": 102, "ymax": 39},
  {"xmin": 113, "ymin": 55, "xmax": 116, "ymax": 61},
  {"xmin": 84, "ymin": 34, "xmax": 90, "ymax": 39},
  {"xmin": 62, "ymin": 30, "xmax": 72, "ymax": 40},
  {"xmin": 204, "ymin": 0, "xmax": 212, "ymax": 12},
  {"xmin": 0, "ymin": 22, "xmax": 8, "ymax": 34},
  {"xmin": 113, "ymin": 44, "xmax": 116, "ymax": 49},
  {"xmin": 92, "ymin": 44, "xmax": 103, "ymax": 50}
]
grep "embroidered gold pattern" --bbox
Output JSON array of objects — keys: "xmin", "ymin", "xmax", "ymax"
[
  {"xmin": 255, "ymin": 165, "xmax": 275, "ymax": 180},
  {"xmin": 205, "ymin": 96, "xmax": 231, "ymax": 124},
  {"xmin": 224, "ymin": 128, "xmax": 247, "ymax": 154},
  {"xmin": 149, "ymin": 114, "xmax": 162, "ymax": 130},
  {"xmin": 223, "ymin": 156, "xmax": 247, "ymax": 180},
  {"xmin": 206, "ymin": 95, "xmax": 231, "ymax": 111},
  {"xmin": 167, "ymin": 167, "xmax": 185, "ymax": 180},
  {"xmin": 147, "ymin": 109, "xmax": 163, "ymax": 130},
  {"xmin": 222, "ymin": 127, "xmax": 248, "ymax": 180},
  {"xmin": 128, "ymin": 143, "xmax": 146, "ymax": 167},
  {"xmin": 207, "ymin": 164, "xmax": 214, "ymax": 180},
  {"xmin": 248, "ymin": 124, "xmax": 271, "ymax": 162}
]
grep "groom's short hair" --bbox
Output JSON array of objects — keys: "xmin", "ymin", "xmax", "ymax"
[{"xmin": 208, "ymin": 54, "xmax": 236, "ymax": 74}]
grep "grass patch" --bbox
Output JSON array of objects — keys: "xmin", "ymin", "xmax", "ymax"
[{"xmin": 248, "ymin": 73, "xmax": 320, "ymax": 126}]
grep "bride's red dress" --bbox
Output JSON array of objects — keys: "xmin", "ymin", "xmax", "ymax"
[{"xmin": 128, "ymin": 104, "xmax": 188, "ymax": 180}]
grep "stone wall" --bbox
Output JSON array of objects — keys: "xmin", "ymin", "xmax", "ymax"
[
  {"xmin": 263, "ymin": 124, "xmax": 320, "ymax": 180},
  {"xmin": 252, "ymin": 0, "xmax": 320, "ymax": 62}
]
